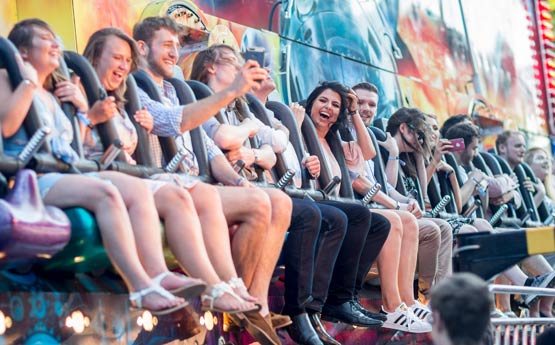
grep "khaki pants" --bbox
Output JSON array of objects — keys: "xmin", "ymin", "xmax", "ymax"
[{"xmin": 417, "ymin": 218, "xmax": 453, "ymax": 300}]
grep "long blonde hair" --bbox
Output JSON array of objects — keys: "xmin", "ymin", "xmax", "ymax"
[{"xmin": 524, "ymin": 147, "xmax": 555, "ymax": 200}]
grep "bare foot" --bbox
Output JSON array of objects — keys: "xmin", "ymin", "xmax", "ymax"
[{"xmin": 157, "ymin": 271, "xmax": 205, "ymax": 292}]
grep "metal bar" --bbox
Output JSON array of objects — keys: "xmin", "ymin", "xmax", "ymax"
[
  {"xmin": 491, "ymin": 317, "xmax": 555, "ymax": 326},
  {"xmin": 489, "ymin": 284, "xmax": 555, "ymax": 297}
]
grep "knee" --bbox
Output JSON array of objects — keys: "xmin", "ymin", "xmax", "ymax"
[
  {"xmin": 400, "ymin": 212, "xmax": 419, "ymax": 240},
  {"xmin": 192, "ymin": 183, "xmax": 222, "ymax": 212},
  {"xmin": 158, "ymin": 185, "xmax": 195, "ymax": 213},
  {"xmin": 247, "ymin": 189, "xmax": 272, "ymax": 227},
  {"xmin": 387, "ymin": 213, "xmax": 403, "ymax": 237},
  {"xmin": 419, "ymin": 222, "xmax": 441, "ymax": 244},
  {"xmin": 293, "ymin": 201, "xmax": 322, "ymax": 231},
  {"xmin": 96, "ymin": 183, "xmax": 126, "ymax": 210},
  {"xmin": 268, "ymin": 189, "xmax": 293, "ymax": 219}
]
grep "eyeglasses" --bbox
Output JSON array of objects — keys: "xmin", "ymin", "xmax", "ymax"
[{"xmin": 407, "ymin": 123, "xmax": 425, "ymax": 145}]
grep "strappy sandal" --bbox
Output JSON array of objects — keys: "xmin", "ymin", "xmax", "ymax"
[
  {"xmin": 228, "ymin": 277, "xmax": 258, "ymax": 302},
  {"xmin": 129, "ymin": 284, "xmax": 187, "ymax": 316},
  {"xmin": 201, "ymin": 282, "xmax": 260, "ymax": 314},
  {"xmin": 152, "ymin": 271, "xmax": 207, "ymax": 299}
]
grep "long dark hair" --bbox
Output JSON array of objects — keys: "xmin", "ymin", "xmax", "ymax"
[
  {"xmin": 305, "ymin": 81, "xmax": 350, "ymax": 136},
  {"xmin": 387, "ymin": 107, "xmax": 432, "ymax": 178}
]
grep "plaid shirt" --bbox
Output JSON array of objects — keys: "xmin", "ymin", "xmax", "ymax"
[{"xmin": 137, "ymin": 81, "xmax": 223, "ymax": 174}]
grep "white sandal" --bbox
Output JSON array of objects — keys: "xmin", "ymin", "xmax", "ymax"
[
  {"xmin": 129, "ymin": 284, "xmax": 187, "ymax": 316},
  {"xmin": 152, "ymin": 271, "xmax": 207, "ymax": 299},
  {"xmin": 228, "ymin": 277, "xmax": 258, "ymax": 303},
  {"xmin": 201, "ymin": 282, "xmax": 259, "ymax": 314}
]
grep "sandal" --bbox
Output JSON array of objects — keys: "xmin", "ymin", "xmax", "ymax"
[
  {"xmin": 152, "ymin": 271, "xmax": 206, "ymax": 299},
  {"xmin": 201, "ymin": 282, "xmax": 260, "ymax": 314},
  {"xmin": 129, "ymin": 284, "xmax": 187, "ymax": 316},
  {"xmin": 228, "ymin": 277, "xmax": 258, "ymax": 303}
]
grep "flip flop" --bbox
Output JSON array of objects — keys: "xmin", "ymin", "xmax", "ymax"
[
  {"xmin": 201, "ymin": 282, "xmax": 261, "ymax": 314},
  {"xmin": 129, "ymin": 284, "xmax": 187, "ymax": 316}
]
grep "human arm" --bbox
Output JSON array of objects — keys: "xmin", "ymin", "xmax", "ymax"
[
  {"xmin": 210, "ymin": 119, "xmax": 261, "ymax": 150},
  {"xmin": 426, "ymin": 139, "xmax": 453, "ymax": 185},
  {"xmin": 210, "ymin": 154, "xmax": 254, "ymax": 187},
  {"xmin": 346, "ymin": 90, "xmax": 375, "ymax": 160},
  {"xmin": 224, "ymin": 144, "xmax": 276, "ymax": 170},
  {"xmin": 0, "ymin": 60, "xmax": 38, "ymax": 137},
  {"xmin": 173, "ymin": 62, "xmax": 267, "ymax": 133},
  {"xmin": 289, "ymin": 102, "xmax": 306, "ymax": 131},
  {"xmin": 379, "ymin": 132, "xmax": 400, "ymax": 187}
]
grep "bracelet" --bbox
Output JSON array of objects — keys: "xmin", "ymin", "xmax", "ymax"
[
  {"xmin": 76, "ymin": 110, "xmax": 94, "ymax": 129},
  {"xmin": 234, "ymin": 177, "xmax": 247, "ymax": 186},
  {"xmin": 388, "ymin": 155, "xmax": 400, "ymax": 161},
  {"xmin": 348, "ymin": 110, "xmax": 358, "ymax": 116},
  {"xmin": 446, "ymin": 170, "xmax": 454, "ymax": 178},
  {"xmin": 22, "ymin": 78, "xmax": 37, "ymax": 88},
  {"xmin": 471, "ymin": 177, "xmax": 482, "ymax": 186}
]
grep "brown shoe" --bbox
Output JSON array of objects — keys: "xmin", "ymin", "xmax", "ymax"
[
  {"xmin": 268, "ymin": 312, "xmax": 292, "ymax": 329},
  {"xmin": 228, "ymin": 311, "xmax": 281, "ymax": 345}
]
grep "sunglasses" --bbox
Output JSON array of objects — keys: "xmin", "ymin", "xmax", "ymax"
[{"xmin": 407, "ymin": 123, "xmax": 425, "ymax": 145}]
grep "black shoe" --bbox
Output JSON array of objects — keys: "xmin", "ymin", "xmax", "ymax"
[
  {"xmin": 286, "ymin": 313, "xmax": 324, "ymax": 345},
  {"xmin": 308, "ymin": 312, "xmax": 341, "ymax": 345},
  {"xmin": 321, "ymin": 301, "xmax": 383, "ymax": 328},
  {"xmin": 352, "ymin": 298, "xmax": 387, "ymax": 322}
]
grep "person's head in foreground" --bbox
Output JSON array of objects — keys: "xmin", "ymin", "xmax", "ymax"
[{"xmin": 430, "ymin": 273, "xmax": 492, "ymax": 345}]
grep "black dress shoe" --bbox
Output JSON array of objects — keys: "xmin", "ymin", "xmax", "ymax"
[
  {"xmin": 321, "ymin": 301, "xmax": 383, "ymax": 328},
  {"xmin": 352, "ymin": 298, "xmax": 387, "ymax": 322},
  {"xmin": 308, "ymin": 312, "xmax": 341, "ymax": 345},
  {"xmin": 286, "ymin": 313, "xmax": 324, "ymax": 345}
]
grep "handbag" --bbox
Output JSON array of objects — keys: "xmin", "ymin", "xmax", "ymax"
[{"xmin": 0, "ymin": 169, "xmax": 71, "ymax": 262}]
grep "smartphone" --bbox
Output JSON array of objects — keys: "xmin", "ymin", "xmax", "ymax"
[
  {"xmin": 244, "ymin": 47, "xmax": 266, "ymax": 68},
  {"xmin": 448, "ymin": 138, "xmax": 465, "ymax": 152}
]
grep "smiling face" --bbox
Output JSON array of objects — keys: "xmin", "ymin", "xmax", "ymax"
[
  {"xmin": 500, "ymin": 132, "xmax": 526, "ymax": 168},
  {"xmin": 528, "ymin": 149, "xmax": 549, "ymax": 181},
  {"xmin": 145, "ymin": 28, "xmax": 180, "ymax": 81},
  {"xmin": 426, "ymin": 116, "xmax": 440, "ymax": 145},
  {"xmin": 95, "ymin": 35, "xmax": 132, "ymax": 91},
  {"xmin": 23, "ymin": 26, "xmax": 61, "ymax": 76},
  {"xmin": 355, "ymin": 88, "xmax": 378, "ymax": 126},
  {"xmin": 309, "ymin": 88, "xmax": 342, "ymax": 136}
]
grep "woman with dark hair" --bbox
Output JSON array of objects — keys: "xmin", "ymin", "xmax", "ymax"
[
  {"xmin": 0, "ymin": 18, "xmax": 190, "ymax": 315},
  {"xmin": 386, "ymin": 108, "xmax": 455, "ymax": 303},
  {"xmin": 305, "ymin": 82, "xmax": 430, "ymax": 333}
]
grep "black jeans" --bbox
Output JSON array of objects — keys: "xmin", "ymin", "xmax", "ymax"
[
  {"xmin": 312, "ymin": 201, "xmax": 390, "ymax": 308},
  {"xmin": 283, "ymin": 198, "xmax": 347, "ymax": 316}
]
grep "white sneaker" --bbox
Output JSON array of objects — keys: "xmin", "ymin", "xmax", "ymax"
[
  {"xmin": 381, "ymin": 303, "xmax": 432, "ymax": 333},
  {"xmin": 410, "ymin": 300, "xmax": 431, "ymax": 320}
]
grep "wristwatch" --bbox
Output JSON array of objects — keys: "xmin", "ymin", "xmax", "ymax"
[{"xmin": 395, "ymin": 201, "xmax": 401, "ymax": 210}]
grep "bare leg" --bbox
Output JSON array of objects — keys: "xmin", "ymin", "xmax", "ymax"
[
  {"xmin": 216, "ymin": 186, "xmax": 270, "ymax": 290},
  {"xmin": 393, "ymin": 210, "xmax": 419, "ymax": 305},
  {"xmin": 372, "ymin": 209, "xmax": 403, "ymax": 311},
  {"xmin": 249, "ymin": 188, "xmax": 292, "ymax": 315},
  {"xmin": 155, "ymin": 183, "xmax": 253, "ymax": 311},
  {"xmin": 44, "ymin": 174, "xmax": 182, "ymax": 311}
]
